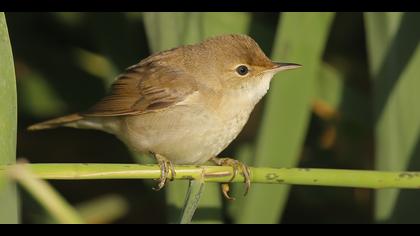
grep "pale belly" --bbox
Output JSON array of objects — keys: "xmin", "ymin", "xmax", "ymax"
[
  {"xmin": 84, "ymin": 74, "xmax": 272, "ymax": 164},
  {"xmin": 117, "ymin": 103, "xmax": 252, "ymax": 164}
]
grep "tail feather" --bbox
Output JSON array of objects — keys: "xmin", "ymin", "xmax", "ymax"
[{"xmin": 27, "ymin": 113, "xmax": 83, "ymax": 131}]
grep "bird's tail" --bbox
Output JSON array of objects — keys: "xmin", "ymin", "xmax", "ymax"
[{"xmin": 27, "ymin": 113, "xmax": 84, "ymax": 131}]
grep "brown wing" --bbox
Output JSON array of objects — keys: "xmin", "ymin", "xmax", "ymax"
[{"xmin": 82, "ymin": 62, "xmax": 198, "ymax": 117}]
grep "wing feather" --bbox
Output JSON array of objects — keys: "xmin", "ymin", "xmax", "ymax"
[{"xmin": 82, "ymin": 60, "xmax": 198, "ymax": 117}]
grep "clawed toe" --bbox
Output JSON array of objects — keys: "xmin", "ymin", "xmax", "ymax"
[
  {"xmin": 210, "ymin": 157, "xmax": 252, "ymax": 200},
  {"xmin": 150, "ymin": 154, "xmax": 250, "ymax": 199},
  {"xmin": 152, "ymin": 153, "xmax": 176, "ymax": 191}
]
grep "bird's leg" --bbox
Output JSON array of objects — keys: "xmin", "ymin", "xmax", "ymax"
[
  {"xmin": 210, "ymin": 157, "xmax": 251, "ymax": 200},
  {"xmin": 152, "ymin": 153, "xmax": 176, "ymax": 191}
]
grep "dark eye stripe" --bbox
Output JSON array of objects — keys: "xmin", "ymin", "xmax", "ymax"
[{"xmin": 236, "ymin": 65, "xmax": 249, "ymax": 76}]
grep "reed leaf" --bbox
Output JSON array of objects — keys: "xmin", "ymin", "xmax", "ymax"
[
  {"xmin": 365, "ymin": 12, "xmax": 420, "ymax": 223},
  {"xmin": 236, "ymin": 12, "xmax": 334, "ymax": 223},
  {"xmin": 0, "ymin": 13, "xmax": 19, "ymax": 224}
]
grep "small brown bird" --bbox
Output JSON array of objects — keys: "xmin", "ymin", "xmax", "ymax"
[{"xmin": 28, "ymin": 34, "xmax": 301, "ymax": 198}]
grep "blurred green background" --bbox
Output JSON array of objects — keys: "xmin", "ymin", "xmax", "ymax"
[{"xmin": 2, "ymin": 12, "xmax": 420, "ymax": 223}]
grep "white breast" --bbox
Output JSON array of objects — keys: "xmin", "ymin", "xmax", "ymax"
[
  {"xmin": 224, "ymin": 71, "xmax": 273, "ymax": 113},
  {"xmin": 206, "ymin": 72, "xmax": 274, "ymax": 159},
  {"xmin": 245, "ymin": 72, "xmax": 273, "ymax": 105}
]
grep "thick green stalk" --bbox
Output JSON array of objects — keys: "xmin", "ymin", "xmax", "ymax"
[{"xmin": 2, "ymin": 164, "xmax": 420, "ymax": 189}]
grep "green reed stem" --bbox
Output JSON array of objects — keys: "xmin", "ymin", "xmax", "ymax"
[{"xmin": 2, "ymin": 163, "xmax": 420, "ymax": 189}]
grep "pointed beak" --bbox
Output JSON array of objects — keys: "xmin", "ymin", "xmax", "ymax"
[{"xmin": 271, "ymin": 62, "xmax": 302, "ymax": 72}]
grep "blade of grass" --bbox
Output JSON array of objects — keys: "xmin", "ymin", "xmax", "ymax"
[
  {"xmin": 0, "ymin": 13, "xmax": 19, "ymax": 224},
  {"xmin": 180, "ymin": 179, "xmax": 205, "ymax": 224},
  {"xmin": 236, "ymin": 12, "xmax": 334, "ymax": 224},
  {"xmin": 76, "ymin": 194, "xmax": 129, "ymax": 224},
  {"xmin": 143, "ymin": 12, "xmax": 202, "ymax": 51},
  {"xmin": 314, "ymin": 63, "xmax": 344, "ymax": 112},
  {"xmin": 202, "ymin": 12, "xmax": 251, "ymax": 37},
  {"xmin": 381, "ymin": 47, "xmax": 420, "ymax": 223},
  {"xmin": 365, "ymin": 12, "xmax": 420, "ymax": 222},
  {"xmin": 7, "ymin": 162, "xmax": 84, "ymax": 224}
]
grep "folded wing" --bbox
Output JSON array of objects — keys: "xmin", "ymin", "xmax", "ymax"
[{"xmin": 82, "ymin": 61, "xmax": 198, "ymax": 117}]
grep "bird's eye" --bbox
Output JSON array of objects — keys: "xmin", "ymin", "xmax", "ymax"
[{"xmin": 236, "ymin": 65, "xmax": 249, "ymax": 76}]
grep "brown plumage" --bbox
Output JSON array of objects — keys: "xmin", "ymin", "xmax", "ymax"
[
  {"xmin": 28, "ymin": 113, "xmax": 83, "ymax": 131},
  {"xmin": 28, "ymin": 34, "xmax": 274, "ymax": 130},
  {"xmin": 28, "ymin": 34, "xmax": 302, "ymax": 196},
  {"xmin": 83, "ymin": 62, "xmax": 198, "ymax": 116},
  {"xmin": 28, "ymin": 34, "xmax": 301, "ymax": 163}
]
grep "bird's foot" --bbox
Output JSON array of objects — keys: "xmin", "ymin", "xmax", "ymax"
[
  {"xmin": 152, "ymin": 153, "xmax": 176, "ymax": 191},
  {"xmin": 210, "ymin": 157, "xmax": 251, "ymax": 200}
]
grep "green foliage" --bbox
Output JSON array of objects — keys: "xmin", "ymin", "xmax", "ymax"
[
  {"xmin": 365, "ymin": 12, "xmax": 420, "ymax": 223},
  {"xmin": 235, "ymin": 12, "xmax": 334, "ymax": 223},
  {"xmin": 0, "ymin": 13, "xmax": 19, "ymax": 224}
]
